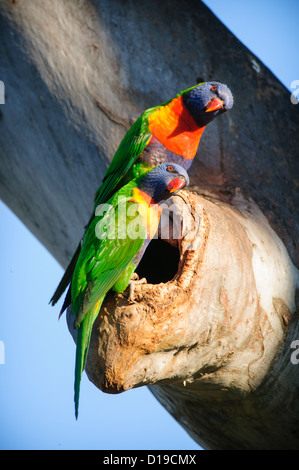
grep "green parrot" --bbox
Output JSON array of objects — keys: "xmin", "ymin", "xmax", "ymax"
[
  {"xmin": 50, "ymin": 81, "xmax": 233, "ymax": 308},
  {"xmin": 61, "ymin": 163, "xmax": 189, "ymax": 418}
]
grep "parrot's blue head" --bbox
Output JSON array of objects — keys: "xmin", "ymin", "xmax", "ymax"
[
  {"xmin": 182, "ymin": 81, "xmax": 234, "ymax": 127},
  {"xmin": 139, "ymin": 163, "xmax": 189, "ymax": 204}
]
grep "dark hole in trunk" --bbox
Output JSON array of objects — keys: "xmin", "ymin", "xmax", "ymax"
[{"xmin": 136, "ymin": 238, "xmax": 180, "ymax": 284}]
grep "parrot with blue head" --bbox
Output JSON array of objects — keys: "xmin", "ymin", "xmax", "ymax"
[{"xmin": 59, "ymin": 163, "xmax": 189, "ymax": 417}]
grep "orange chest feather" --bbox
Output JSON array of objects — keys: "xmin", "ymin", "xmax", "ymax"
[
  {"xmin": 131, "ymin": 188, "xmax": 162, "ymax": 240},
  {"xmin": 148, "ymin": 95, "xmax": 205, "ymax": 160}
]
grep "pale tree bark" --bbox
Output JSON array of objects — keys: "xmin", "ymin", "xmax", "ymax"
[{"xmin": 0, "ymin": 0, "xmax": 298, "ymax": 450}]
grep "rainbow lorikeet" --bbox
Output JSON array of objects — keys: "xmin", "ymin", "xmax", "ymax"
[
  {"xmin": 50, "ymin": 81, "xmax": 233, "ymax": 307},
  {"xmin": 93, "ymin": 81, "xmax": 233, "ymax": 204},
  {"xmin": 62, "ymin": 163, "xmax": 189, "ymax": 417}
]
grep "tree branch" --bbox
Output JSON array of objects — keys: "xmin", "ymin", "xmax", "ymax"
[{"xmin": 1, "ymin": 0, "xmax": 298, "ymax": 449}]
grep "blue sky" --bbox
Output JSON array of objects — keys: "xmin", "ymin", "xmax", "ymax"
[{"xmin": 1, "ymin": 1, "xmax": 298, "ymax": 450}]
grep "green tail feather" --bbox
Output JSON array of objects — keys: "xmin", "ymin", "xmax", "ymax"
[
  {"xmin": 74, "ymin": 299, "xmax": 104, "ymax": 419},
  {"xmin": 50, "ymin": 241, "xmax": 82, "ymax": 306}
]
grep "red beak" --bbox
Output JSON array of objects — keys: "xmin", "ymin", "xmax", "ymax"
[
  {"xmin": 167, "ymin": 177, "xmax": 186, "ymax": 193},
  {"xmin": 205, "ymin": 97, "xmax": 223, "ymax": 112}
]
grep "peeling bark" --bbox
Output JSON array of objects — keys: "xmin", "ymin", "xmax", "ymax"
[{"xmin": 1, "ymin": 0, "xmax": 298, "ymax": 449}]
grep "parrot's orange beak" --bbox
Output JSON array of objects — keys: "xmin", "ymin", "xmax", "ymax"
[
  {"xmin": 205, "ymin": 97, "xmax": 223, "ymax": 112},
  {"xmin": 167, "ymin": 177, "xmax": 186, "ymax": 193}
]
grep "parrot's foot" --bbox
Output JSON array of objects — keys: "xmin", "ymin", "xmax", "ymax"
[{"xmin": 129, "ymin": 274, "xmax": 147, "ymax": 302}]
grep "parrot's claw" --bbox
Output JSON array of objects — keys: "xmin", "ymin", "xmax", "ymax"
[{"xmin": 128, "ymin": 275, "xmax": 147, "ymax": 302}]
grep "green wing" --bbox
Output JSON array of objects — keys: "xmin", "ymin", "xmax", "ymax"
[
  {"xmin": 71, "ymin": 189, "xmax": 147, "ymax": 323},
  {"xmin": 93, "ymin": 107, "xmax": 158, "ymax": 207}
]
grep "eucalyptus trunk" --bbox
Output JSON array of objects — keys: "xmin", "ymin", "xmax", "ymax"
[{"xmin": 0, "ymin": 0, "xmax": 298, "ymax": 450}]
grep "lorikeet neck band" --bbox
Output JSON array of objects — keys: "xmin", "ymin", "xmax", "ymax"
[{"xmin": 148, "ymin": 95, "xmax": 206, "ymax": 160}]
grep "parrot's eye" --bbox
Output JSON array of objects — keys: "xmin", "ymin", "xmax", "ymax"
[
  {"xmin": 166, "ymin": 165, "xmax": 174, "ymax": 172},
  {"xmin": 210, "ymin": 84, "xmax": 218, "ymax": 92}
]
